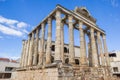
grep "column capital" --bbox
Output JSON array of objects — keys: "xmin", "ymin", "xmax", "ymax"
[
  {"xmin": 48, "ymin": 17, "xmax": 52, "ymax": 22},
  {"xmin": 79, "ymin": 21, "xmax": 83, "ymax": 29},
  {"xmin": 28, "ymin": 34, "xmax": 32, "ymax": 39},
  {"xmin": 68, "ymin": 15, "xmax": 73, "ymax": 23},
  {"xmin": 90, "ymin": 27, "xmax": 95, "ymax": 33},
  {"xmin": 102, "ymin": 34, "xmax": 106, "ymax": 39},
  {"xmin": 97, "ymin": 31, "xmax": 100, "ymax": 36},
  {"xmin": 41, "ymin": 22, "xmax": 45, "ymax": 27},
  {"xmin": 56, "ymin": 10, "xmax": 61, "ymax": 18},
  {"xmin": 36, "ymin": 29, "xmax": 39, "ymax": 34}
]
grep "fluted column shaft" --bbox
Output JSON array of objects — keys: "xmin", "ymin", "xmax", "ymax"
[
  {"xmin": 33, "ymin": 29, "xmax": 39, "ymax": 65},
  {"xmin": 46, "ymin": 18, "xmax": 52, "ymax": 64},
  {"xmin": 28, "ymin": 32, "xmax": 34, "ymax": 66},
  {"xmin": 95, "ymin": 36, "xmax": 100, "ymax": 66},
  {"xmin": 24, "ymin": 41, "xmax": 28, "ymax": 67},
  {"xmin": 55, "ymin": 10, "xmax": 61, "ymax": 62},
  {"xmin": 61, "ymin": 22, "xmax": 64, "ymax": 63},
  {"xmin": 90, "ymin": 28, "xmax": 99, "ymax": 67},
  {"xmin": 97, "ymin": 32, "xmax": 105, "ymax": 66},
  {"xmin": 68, "ymin": 15, "xmax": 75, "ymax": 64},
  {"xmin": 20, "ymin": 40, "xmax": 25, "ymax": 67},
  {"xmin": 103, "ymin": 35, "xmax": 110, "ymax": 67},
  {"xmin": 27, "ymin": 35, "xmax": 31, "ymax": 66},
  {"xmin": 26, "ymin": 39, "xmax": 30, "ymax": 66},
  {"xmin": 79, "ymin": 21, "xmax": 87, "ymax": 66},
  {"xmin": 39, "ymin": 23, "xmax": 45, "ymax": 65}
]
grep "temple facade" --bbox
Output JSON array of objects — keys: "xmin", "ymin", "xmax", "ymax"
[{"xmin": 11, "ymin": 4, "xmax": 119, "ymax": 80}]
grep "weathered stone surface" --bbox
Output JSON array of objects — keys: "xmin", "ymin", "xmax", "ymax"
[{"xmin": 11, "ymin": 4, "xmax": 120, "ymax": 80}]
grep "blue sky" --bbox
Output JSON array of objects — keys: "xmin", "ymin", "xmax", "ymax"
[{"xmin": 0, "ymin": 0, "xmax": 120, "ymax": 59}]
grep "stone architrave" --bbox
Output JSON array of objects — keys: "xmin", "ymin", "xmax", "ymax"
[
  {"xmin": 68, "ymin": 15, "xmax": 75, "ymax": 64},
  {"xmin": 46, "ymin": 18, "xmax": 52, "ymax": 64}
]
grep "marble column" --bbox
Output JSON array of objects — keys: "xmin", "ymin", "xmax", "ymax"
[
  {"xmin": 90, "ymin": 28, "xmax": 99, "ymax": 67},
  {"xmin": 87, "ymin": 34, "xmax": 92, "ymax": 67},
  {"xmin": 61, "ymin": 22, "xmax": 64, "ymax": 63},
  {"xmin": 55, "ymin": 10, "xmax": 62, "ymax": 62},
  {"xmin": 28, "ymin": 32, "xmax": 34, "ymax": 66},
  {"xmin": 25, "ymin": 39, "xmax": 30, "ymax": 66},
  {"xmin": 24, "ymin": 41, "xmax": 28, "ymax": 67},
  {"xmin": 103, "ymin": 34, "xmax": 110, "ymax": 67},
  {"xmin": 33, "ymin": 29, "xmax": 39, "ymax": 65},
  {"xmin": 27, "ymin": 35, "xmax": 31, "ymax": 66},
  {"xmin": 20, "ymin": 40, "xmax": 25, "ymax": 67},
  {"xmin": 46, "ymin": 18, "xmax": 52, "ymax": 64},
  {"xmin": 95, "ymin": 35, "xmax": 100, "ymax": 66},
  {"xmin": 22, "ymin": 40, "xmax": 26, "ymax": 67},
  {"xmin": 68, "ymin": 15, "xmax": 75, "ymax": 64},
  {"xmin": 97, "ymin": 32, "xmax": 105, "ymax": 66},
  {"xmin": 79, "ymin": 21, "xmax": 87, "ymax": 66},
  {"xmin": 38, "ymin": 23, "xmax": 45, "ymax": 65}
]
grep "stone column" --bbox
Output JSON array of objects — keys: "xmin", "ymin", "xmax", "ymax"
[
  {"xmin": 55, "ymin": 10, "xmax": 62, "ymax": 62},
  {"xmin": 90, "ymin": 28, "xmax": 99, "ymax": 67},
  {"xmin": 27, "ymin": 35, "xmax": 31, "ymax": 66},
  {"xmin": 24, "ymin": 41, "xmax": 28, "ymax": 67},
  {"xmin": 26, "ymin": 37, "xmax": 30, "ymax": 66},
  {"xmin": 79, "ymin": 21, "xmax": 87, "ymax": 66},
  {"xmin": 22, "ymin": 41, "xmax": 27, "ymax": 67},
  {"xmin": 103, "ymin": 34, "xmax": 110, "ymax": 67},
  {"xmin": 61, "ymin": 22, "xmax": 64, "ymax": 63},
  {"xmin": 87, "ymin": 34, "xmax": 92, "ymax": 67},
  {"xmin": 38, "ymin": 23, "xmax": 45, "ymax": 65},
  {"xmin": 28, "ymin": 32, "xmax": 34, "ymax": 66},
  {"xmin": 95, "ymin": 35, "xmax": 100, "ymax": 66},
  {"xmin": 97, "ymin": 32, "xmax": 105, "ymax": 66},
  {"xmin": 20, "ymin": 40, "xmax": 25, "ymax": 67},
  {"xmin": 46, "ymin": 18, "xmax": 52, "ymax": 64},
  {"xmin": 68, "ymin": 15, "xmax": 75, "ymax": 64},
  {"xmin": 33, "ymin": 29, "xmax": 39, "ymax": 65}
]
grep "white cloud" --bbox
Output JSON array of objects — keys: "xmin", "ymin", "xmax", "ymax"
[
  {"xmin": 22, "ymin": 29, "xmax": 29, "ymax": 34},
  {"xmin": 0, "ymin": 24, "xmax": 23, "ymax": 37},
  {"xmin": 0, "ymin": 16, "xmax": 18, "ymax": 25},
  {"xmin": 0, "ymin": 15, "xmax": 30, "ymax": 37},
  {"xmin": 17, "ymin": 22, "xmax": 29, "ymax": 28}
]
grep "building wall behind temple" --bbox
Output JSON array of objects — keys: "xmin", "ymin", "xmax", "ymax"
[
  {"xmin": 109, "ymin": 51, "xmax": 120, "ymax": 76},
  {"xmin": 38, "ymin": 39, "xmax": 80, "ymax": 59}
]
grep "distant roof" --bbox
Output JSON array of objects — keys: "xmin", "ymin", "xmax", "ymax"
[{"xmin": 0, "ymin": 57, "xmax": 18, "ymax": 63}]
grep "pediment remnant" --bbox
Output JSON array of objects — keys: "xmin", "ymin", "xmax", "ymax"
[{"xmin": 74, "ymin": 7, "xmax": 96, "ymax": 23}]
